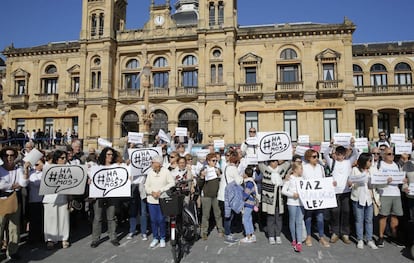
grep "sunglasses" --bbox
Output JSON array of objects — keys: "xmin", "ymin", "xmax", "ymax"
[
  {"xmin": 58, "ymin": 156, "xmax": 66, "ymax": 160},
  {"xmin": 385, "ymin": 153, "xmax": 394, "ymax": 156},
  {"xmin": 5, "ymin": 154, "xmax": 15, "ymax": 157},
  {"xmin": 186, "ymin": 158, "xmax": 192, "ymax": 161},
  {"xmin": 35, "ymin": 163, "xmax": 41, "ymax": 166},
  {"xmin": 373, "ymin": 152, "xmax": 380, "ymax": 155},
  {"xmin": 249, "ymin": 131, "xmax": 256, "ymax": 133},
  {"xmin": 311, "ymin": 155, "xmax": 318, "ymax": 159},
  {"xmin": 210, "ymin": 159, "xmax": 218, "ymax": 162}
]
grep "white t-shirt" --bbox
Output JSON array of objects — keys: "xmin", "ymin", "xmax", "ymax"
[{"xmin": 378, "ymin": 161, "xmax": 401, "ymax": 197}]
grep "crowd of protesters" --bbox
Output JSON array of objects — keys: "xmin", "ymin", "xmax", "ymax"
[{"xmin": 1, "ymin": 130, "xmax": 414, "ymax": 261}]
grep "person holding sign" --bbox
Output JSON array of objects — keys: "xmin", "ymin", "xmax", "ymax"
[
  {"xmin": 197, "ymin": 153, "xmax": 224, "ymax": 240},
  {"xmin": 145, "ymin": 155, "xmax": 175, "ymax": 248},
  {"xmin": 43, "ymin": 150, "xmax": 70, "ymax": 250},
  {"xmin": 241, "ymin": 128, "xmax": 258, "ymax": 158},
  {"xmin": 350, "ymin": 153, "xmax": 379, "ymax": 250},
  {"xmin": 281, "ymin": 162, "xmax": 304, "ymax": 252},
  {"xmin": 258, "ymin": 159, "xmax": 290, "ymax": 245},
  {"xmin": 373, "ymin": 147, "xmax": 405, "ymax": 248},
  {"xmin": 302, "ymin": 149, "xmax": 330, "ymax": 248},
  {"xmin": 90, "ymin": 147, "xmax": 121, "ymax": 248},
  {"xmin": 324, "ymin": 142, "xmax": 358, "ymax": 245}
]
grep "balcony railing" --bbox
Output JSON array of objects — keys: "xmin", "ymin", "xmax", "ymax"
[
  {"xmin": 8, "ymin": 94, "xmax": 29, "ymax": 108},
  {"xmin": 63, "ymin": 92, "xmax": 79, "ymax": 104},
  {"xmin": 237, "ymin": 83, "xmax": 263, "ymax": 99},
  {"xmin": 317, "ymin": 80, "xmax": 343, "ymax": 90},
  {"xmin": 355, "ymin": 84, "xmax": 414, "ymax": 96},
  {"xmin": 149, "ymin": 88, "xmax": 169, "ymax": 100},
  {"xmin": 176, "ymin": 86, "xmax": 198, "ymax": 96},
  {"xmin": 275, "ymin": 81, "xmax": 304, "ymax": 99},
  {"xmin": 34, "ymin": 93, "xmax": 59, "ymax": 106},
  {"xmin": 118, "ymin": 88, "xmax": 141, "ymax": 103}
]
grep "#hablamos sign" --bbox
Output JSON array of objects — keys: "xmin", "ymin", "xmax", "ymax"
[
  {"xmin": 39, "ymin": 165, "xmax": 88, "ymax": 195},
  {"xmin": 129, "ymin": 147, "xmax": 162, "ymax": 179},
  {"xmin": 257, "ymin": 132, "xmax": 292, "ymax": 161},
  {"xmin": 89, "ymin": 164, "xmax": 131, "ymax": 198}
]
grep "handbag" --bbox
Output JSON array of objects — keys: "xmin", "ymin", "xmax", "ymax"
[
  {"xmin": 371, "ymin": 189, "xmax": 381, "ymax": 216},
  {"xmin": 0, "ymin": 191, "xmax": 18, "ymax": 216}
]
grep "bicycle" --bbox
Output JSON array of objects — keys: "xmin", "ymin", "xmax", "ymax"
[{"xmin": 160, "ymin": 181, "xmax": 200, "ymax": 263}]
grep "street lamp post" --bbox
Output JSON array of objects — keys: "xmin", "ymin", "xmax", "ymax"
[{"xmin": 141, "ymin": 61, "xmax": 153, "ymax": 146}]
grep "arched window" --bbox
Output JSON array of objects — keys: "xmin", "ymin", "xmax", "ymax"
[
  {"xmin": 123, "ymin": 59, "xmax": 140, "ymax": 90},
  {"xmin": 280, "ymin": 48, "xmax": 297, "ymax": 60},
  {"xmin": 353, "ymin": 64, "xmax": 363, "ymax": 87},
  {"xmin": 181, "ymin": 55, "xmax": 198, "ymax": 87},
  {"xmin": 394, "ymin": 62, "xmax": 412, "ymax": 86},
  {"xmin": 153, "ymin": 57, "xmax": 169, "ymax": 88},
  {"xmin": 91, "ymin": 57, "xmax": 101, "ymax": 89},
  {"xmin": 370, "ymin": 63, "xmax": 387, "ymax": 87},
  {"xmin": 151, "ymin": 110, "xmax": 168, "ymax": 136},
  {"xmin": 121, "ymin": 111, "xmax": 139, "ymax": 137},
  {"xmin": 278, "ymin": 48, "xmax": 300, "ymax": 83},
  {"xmin": 42, "ymin": 65, "xmax": 58, "ymax": 94},
  {"xmin": 126, "ymin": 59, "xmax": 139, "ymax": 69},
  {"xmin": 178, "ymin": 109, "xmax": 198, "ymax": 139}
]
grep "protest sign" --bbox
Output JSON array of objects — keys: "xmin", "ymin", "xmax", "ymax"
[
  {"xmin": 354, "ymin": 138, "xmax": 369, "ymax": 153},
  {"xmin": 39, "ymin": 165, "xmax": 88, "ymax": 195},
  {"xmin": 349, "ymin": 174, "xmax": 368, "ymax": 184},
  {"xmin": 128, "ymin": 132, "xmax": 143, "ymax": 144},
  {"xmin": 395, "ymin": 142, "xmax": 412, "ymax": 155},
  {"xmin": 297, "ymin": 177, "xmax": 337, "ymax": 210},
  {"xmin": 129, "ymin": 147, "xmax": 162, "ymax": 180},
  {"xmin": 158, "ymin": 129, "xmax": 171, "ymax": 143},
  {"xmin": 295, "ymin": 145, "xmax": 309, "ymax": 156},
  {"xmin": 298, "ymin": 135, "xmax": 310, "ymax": 145},
  {"xmin": 320, "ymin": 142, "xmax": 331, "ymax": 153},
  {"xmin": 214, "ymin": 139, "xmax": 225, "ymax": 149},
  {"xmin": 89, "ymin": 164, "xmax": 131, "ymax": 198},
  {"xmin": 390, "ymin": 133, "xmax": 405, "ymax": 144},
  {"xmin": 175, "ymin": 127, "xmax": 188, "ymax": 137},
  {"xmin": 23, "ymin": 148, "xmax": 43, "ymax": 165},
  {"xmin": 257, "ymin": 132, "xmax": 292, "ymax": 161},
  {"xmin": 98, "ymin": 137, "xmax": 112, "ymax": 147},
  {"xmin": 409, "ymin": 183, "xmax": 414, "ymax": 195},
  {"xmin": 333, "ymin": 133, "xmax": 352, "ymax": 147},
  {"xmin": 371, "ymin": 171, "xmax": 406, "ymax": 185}
]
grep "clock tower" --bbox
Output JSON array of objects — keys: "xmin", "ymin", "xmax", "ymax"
[{"xmin": 148, "ymin": 0, "xmax": 172, "ymax": 29}]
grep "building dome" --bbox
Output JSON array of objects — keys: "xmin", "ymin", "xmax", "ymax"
[{"xmin": 172, "ymin": 0, "xmax": 198, "ymax": 26}]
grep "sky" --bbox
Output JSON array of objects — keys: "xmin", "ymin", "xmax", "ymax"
[{"xmin": 1, "ymin": 0, "xmax": 413, "ymax": 60}]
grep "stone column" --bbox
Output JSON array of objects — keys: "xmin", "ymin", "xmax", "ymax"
[
  {"xmin": 372, "ymin": 110, "xmax": 379, "ymax": 140},
  {"xmin": 399, "ymin": 110, "xmax": 406, "ymax": 135}
]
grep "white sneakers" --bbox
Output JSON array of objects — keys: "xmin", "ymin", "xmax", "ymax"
[
  {"xmin": 126, "ymin": 233, "xmax": 134, "ymax": 240},
  {"xmin": 141, "ymin": 234, "xmax": 148, "ymax": 241},
  {"xmin": 240, "ymin": 235, "xmax": 256, "ymax": 243},
  {"xmin": 269, "ymin": 237, "xmax": 276, "ymax": 245},
  {"xmin": 160, "ymin": 239, "xmax": 166, "ymax": 248},
  {"xmin": 276, "ymin": 236, "xmax": 282, "ymax": 244},
  {"xmin": 150, "ymin": 239, "xmax": 159, "ymax": 248},
  {"xmin": 357, "ymin": 240, "xmax": 378, "ymax": 250}
]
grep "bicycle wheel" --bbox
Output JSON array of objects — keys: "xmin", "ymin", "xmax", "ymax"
[{"xmin": 172, "ymin": 235, "xmax": 183, "ymax": 263}]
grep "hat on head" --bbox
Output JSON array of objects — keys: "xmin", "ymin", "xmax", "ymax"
[{"xmin": 152, "ymin": 155, "xmax": 163, "ymax": 164}]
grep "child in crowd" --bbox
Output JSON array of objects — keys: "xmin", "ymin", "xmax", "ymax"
[
  {"xmin": 240, "ymin": 167, "xmax": 259, "ymax": 243},
  {"xmin": 282, "ymin": 162, "xmax": 304, "ymax": 252}
]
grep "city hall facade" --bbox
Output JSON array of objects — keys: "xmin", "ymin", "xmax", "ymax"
[{"xmin": 1, "ymin": 0, "xmax": 414, "ymax": 149}]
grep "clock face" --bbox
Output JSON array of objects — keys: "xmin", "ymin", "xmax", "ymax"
[{"xmin": 154, "ymin": 15, "xmax": 165, "ymax": 26}]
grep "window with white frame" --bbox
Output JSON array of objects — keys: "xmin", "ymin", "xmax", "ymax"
[
  {"xmin": 123, "ymin": 59, "xmax": 140, "ymax": 90},
  {"xmin": 353, "ymin": 64, "xmax": 364, "ymax": 87},
  {"xmin": 394, "ymin": 62, "xmax": 412, "ymax": 87},
  {"xmin": 278, "ymin": 48, "xmax": 300, "ymax": 83},
  {"xmin": 370, "ymin": 63, "xmax": 387, "ymax": 87},
  {"xmin": 42, "ymin": 65, "xmax": 58, "ymax": 94},
  {"xmin": 323, "ymin": 110, "xmax": 337, "ymax": 141},
  {"xmin": 284, "ymin": 111, "xmax": 298, "ymax": 142}
]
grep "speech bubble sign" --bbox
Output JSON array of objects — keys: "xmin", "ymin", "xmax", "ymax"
[
  {"xmin": 257, "ymin": 132, "xmax": 292, "ymax": 161},
  {"xmin": 39, "ymin": 165, "xmax": 87, "ymax": 195},
  {"xmin": 129, "ymin": 147, "xmax": 162, "ymax": 176},
  {"xmin": 91, "ymin": 165, "xmax": 130, "ymax": 197}
]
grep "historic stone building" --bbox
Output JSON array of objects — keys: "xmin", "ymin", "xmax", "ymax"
[{"xmin": 1, "ymin": 0, "xmax": 413, "ymax": 149}]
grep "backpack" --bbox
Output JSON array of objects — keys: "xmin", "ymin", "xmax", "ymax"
[{"xmin": 324, "ymin": 159, "xmax": 336, "ymax": 177}]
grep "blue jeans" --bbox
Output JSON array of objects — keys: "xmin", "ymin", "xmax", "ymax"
[
  {"xmin": 243, "ymin": 207, "xmax": 254, "ymax": 235},
  {"xmin": 128, "ymin": 186, "xmax": 148, "ymax": 235},
  {"xmin": 288, "ymin": 205, "xmax": 304, "ymax": 242},
  {"xmin": 304, "ymin": 209, "xmax": 324, "ymax": 237},
  {"xmin": 224, "ymin": 212, "xmax": 234, "ymax": 236},
  {"xmin": 352, "ymin": 201, "xmax": 373, "ymax": 241},
  {"xmin": 148, "ymin": 203, "xmax": 166, "ymax": 240}
]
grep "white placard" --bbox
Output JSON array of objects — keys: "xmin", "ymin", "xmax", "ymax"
[
  {"xmin": 295, "ymin": 145, "xmax": 310, "ymax": 157},
  {"xmin": 214, "ymin": 139, "xmax": 225, "ymax": 149},
  {"xmin": 158, "ymin": 129, "xmax": 171, "ymax": 143},
  {"xmin": 320, "ymin": 142, "xmax": 331, "ymax": 153},
  {"xmin": 98, "ymin": 137, "xmax": 112, "ymax": 147},
  {"xmin": 205, "ymin": 166, "xmax": 218, "ymax": 181},
  {"xmin": 409, "ymin": 183, "xmax": 414, "ymax": 195},
  {"xmin": 297, "ymin": 177, "xmax": 337, "ymax": 210},
  {"xmin": 23, "ymin": 148, "xmax": 43, "ymax": 165},
  {"xmin": 245, "ymin": 137, "xmax": 258, "ymax": 146},
  {"xmin": 390, "ymin": 133, "xmax": 405, "ymax": 144},
  {"xmin": 395, "ymin": 142, "xmax": 412, "ymax": 155},
  {"xmin": 371, "ymin": 171, "xmax": 406, "ymax": 185},
  {"xmin": 89, "ymin": 164, "xmax": 131, "ymax": 198},
  {"xmin": 39, "ymin": 165, "xmax": 88, "ymax": 195},
  {"xmin": 349, "ymin": 174, "xmax": 367, "ymax": 184},
  {"xmin": 257, "ymin": 132, "xmax": 292, "ymax": 161},
  {"xmin": 333, "ymin": 133, "xmax": 352, "ymax": 147},
  {"xmin": 196, "ymin": 149, "xmax": 210, "ymax": 160},
  {"xmin": 129, "ymin": 147, "xmax": 162, "ymax": 179},
  {"xmin": 245, "ymin": 155, "xmax": 258, "ymax": 165},
  {"xmin": 175, "ymin": 127, "xmax": 188, "ymax": 137},
  {"xmin": 298, "ymin": 135, "xmax": 310, "ymax": 144},
  {"xmin": 128, "ymin": 132, "xmax": 143, "ymax": 144},
  {"xmin": 354, "ymin": 138, "xmax": 369, "ymax": 153}
]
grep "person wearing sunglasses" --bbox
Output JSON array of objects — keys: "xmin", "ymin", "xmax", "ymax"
[
  {"xmin": 302, "ymin": 149, "xmax": 330, "ymax": 248},
  {"xmin": 197, "ymin": 153, "xmax": 224, "ymax": 240},
  {"xmin": 376, "ymin": 132, "xmax": 390, "ymax": 148},
  {"xmin": 241, "ymin": 128, "xmax": 258, "ymax": 158},
  {"xmin": 374, "ymin": 147, "xmax": 405, "ymax": 248},
  {"xmin": 0, "ymin": 147, "xmax": 29, "ymax": 260}
]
